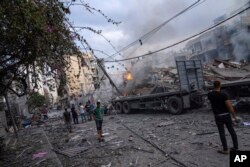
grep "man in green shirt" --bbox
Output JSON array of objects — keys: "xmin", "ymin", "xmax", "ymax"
[{"xmin": 93, "ymin": 101, "xmax": 104, "ymax": 142}]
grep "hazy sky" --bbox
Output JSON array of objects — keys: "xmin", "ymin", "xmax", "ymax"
[{"xmin": 67, "ymin": 0, "xmax": 249, "ymax": 70}]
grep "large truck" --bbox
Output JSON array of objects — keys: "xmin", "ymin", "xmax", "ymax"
[{"xmin": 111, "ymin": 58, "xmax": 250, "ymax": 114}]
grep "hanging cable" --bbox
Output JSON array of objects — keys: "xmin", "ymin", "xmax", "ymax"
[
  {"xmin": 104, "ymin": 4, "xmax": 250, "ymax": 63},
  {"xmin": 91, "ymin": 49, "xmax": 127, "ymax": 70},
  {"xmin": 74, "ymin": 26, "xmax": 121, "ymax": 56},
  {"xmin": 104, "ymin": 0, "xmax": 202, "ymax": 61}
]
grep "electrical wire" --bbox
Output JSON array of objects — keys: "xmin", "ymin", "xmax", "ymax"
[
  {"xmin": 104, "ymin": 0, "xmax": 202, "ymax": 61},
  {"xmin": 122, "ymin": 0, "xmax": 207, "ymax": 60},
  {"xmin": 91, "ymin": 49, "xmax": 127, "ymax": 70},
  {"xmin": 104, "ymin": 4, "xmax": 250, "ymax": 63},
  {"xmin": 73, "ymin": 26, "xmax": 121, "ymax": 56}
]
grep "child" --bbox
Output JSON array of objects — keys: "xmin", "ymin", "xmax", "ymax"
[
  {"xmin": 79, "ymin": 103, "xmax": 87, "ymax": 123},
  {"xmin": 92, "ymin": 101, "xmax": 104, "ymax": 142}
]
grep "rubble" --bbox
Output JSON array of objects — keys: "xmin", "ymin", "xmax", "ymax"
[
  {"xmin": 0, "ymin": 128, "xmax": 63, "ymax": 167},
  {"xmin": 124, "ymin": 57, "xmax": 250, "ymax": 97},
  {"xmin": 54, "ymin": 147, "xmax": 88, "ymax": 157},
  {"xmin": 213, "ymin": 59, "xmax": 242, "ymax": 68},
  {"xmin": 204, "ymin": 58, "xmax": 250, "ymax": 82},
  {"xmin": 157, "ymin": 121, "xmax": 175, "ymax": 127},
  {"xmin": 210, "ymin": 66, "xmax": 248, "ymax": 80},
  {"xmin": 128, "ymin": 135, "xmax": 133, "ymax": 142},
  {"xmin": 101, "ymin": 162, "xmax": 112, "ymax": 167},
  {"xmin": 32, "ymin": 152, "xmax": 48, "ymax": 159},
  {"xmin": 196, "ymin": 131, "xmax": 217, "ymax": 136},
  {"xmin": 122, "ymin": 66, "xmax": 179, "ymax": 96},
  {"xmin": 1, "ymin": 109, "xmax": 250, "ymax": 166}
]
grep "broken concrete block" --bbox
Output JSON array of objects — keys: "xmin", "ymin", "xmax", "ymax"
[
  {"xmin": 129, "ymin": 135, "xmax": 133, "ymax": 141},
  {"xmin": 157, "ymin": 121, "xmax": 174, "ymax": 127}
]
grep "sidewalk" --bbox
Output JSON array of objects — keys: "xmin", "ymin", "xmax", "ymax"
[{"xmin": 0, "ymin": 127, "xmax": 62, "ymax": 167}]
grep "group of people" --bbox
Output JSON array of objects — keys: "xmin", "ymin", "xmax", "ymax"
[
  {"xmin": 70, "ymin": 101, "xmax": 94, "ymax": 124},
  {"xmin": 63, "ymin": 80, "xmax": 241, "ymax": 148},
  {"xmin": 63, "ymin": 100, "xmax": 105, "ymax": 142}
]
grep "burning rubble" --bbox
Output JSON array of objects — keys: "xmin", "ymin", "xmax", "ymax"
[
  {"xmin": 118, "ymin": 56, "xmax": 250, "ymax": 97},
  {"xmin": 121, "ymin": 66, "xmax": 179, "ymax": 96},
  {"xmin": 123, "ymin": 71, "xmax": 133, "ymax": 81}
]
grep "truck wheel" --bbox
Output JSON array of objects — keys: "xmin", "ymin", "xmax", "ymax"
[
  {"xmin": 168, "ymin": 96, "xmax": 183, "ymax": 114},
  {"xmin": 123, "ymin": 101, "xmax": 130, "ymax": 114},
  {"xmin": 115, "ymin": 102, "xmax": 122, "ymax": 114}
]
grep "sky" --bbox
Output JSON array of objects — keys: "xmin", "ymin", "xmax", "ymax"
[{"xmin": 66, "ymin": 0, "xmax": 249, "ymax": 72}]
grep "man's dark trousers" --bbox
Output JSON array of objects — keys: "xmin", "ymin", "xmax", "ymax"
[{"xmin": 215, "ymin": 114, "xmax": 238, "ymax": 151}]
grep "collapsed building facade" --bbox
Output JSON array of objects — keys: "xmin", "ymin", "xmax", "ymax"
[
  {"xmin": 186, "ymin": 9, "xmax": 250, "ymax": 63},
  {"xmin": 117, "ymin": 8, "xmax": 250, "ymax": 97},
  {"xmin": 110, "ymin": 9, "xmax": 250, "ymax": 114}
]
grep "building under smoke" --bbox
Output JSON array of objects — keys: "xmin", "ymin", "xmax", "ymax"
[{"xmin": 185, "ymin": 8, "xmax": 250, "ymax": 63}]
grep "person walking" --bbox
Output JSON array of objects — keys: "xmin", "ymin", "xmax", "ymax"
[
  {"xmin": 63, "ymin": 108, "xmax": 72, "ymax": 133},
  {"xmin": 41, "ymin": 105, "xmax": 49, "ymax": 120},
  {"xmin": 92, "ymin": 101, "xmax": 104, "ymax": 142},
  {"xmin": 71, "ymin": 104, "xmax": 79, "ymax": 124},
  {"xmin": 208, "ymin": 80, "xmax": 239, "ymax": 154},
  {"xmin": 89, "ymin": 102, "xmax": 95, "ymax": 120},
  {"xmin": 79, "ymin": 103, "xmax": 87, "ymax": 123},
  {"xmin": 85, "ymin": 101, "xmax": 92, "ymax": 121}
]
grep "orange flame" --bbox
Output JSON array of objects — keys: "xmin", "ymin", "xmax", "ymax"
[{"xmin": 123, "ymin": 71, "xmax": 133, "ymax": 81}]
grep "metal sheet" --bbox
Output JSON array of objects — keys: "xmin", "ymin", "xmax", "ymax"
[{"xmin": 176, "ymin": 59, "xmax": 205, "ymax": 92}]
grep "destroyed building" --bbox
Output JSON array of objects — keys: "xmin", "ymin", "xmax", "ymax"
[
  {"xmin": 113, "ymin": 5, "xmax": 250, "ymax": 99},
  {"xmin": 119, "ymin": 52, "xmax": 250, "ymax": 98},
  {"xmin": 186, "ymin": 10, "xmax": 250, "ymax": 63},
  {"xmin": 118, "ymin": 52, "xmax": 187, "ymax": 97}
]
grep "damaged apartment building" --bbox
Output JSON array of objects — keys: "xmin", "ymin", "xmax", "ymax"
[
  {"xmin": 185, "ymin": 7, "xmax": 250, "ymax": 63},
  {"xmin": 59, "ymin": 54, "xmax": 101, "ymax": 106},
  {"xmin": 119, "ymin": 8, "xmax": 250, "ymax": 97}
]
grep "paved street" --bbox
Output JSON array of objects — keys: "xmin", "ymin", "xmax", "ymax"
[
  {"xmin": 1, "ymin": 108, "xmax": 249, "ymax": 167},
  {"xmin": 2, "ymin": 1, "xmax": 250, "ymax": 167}
]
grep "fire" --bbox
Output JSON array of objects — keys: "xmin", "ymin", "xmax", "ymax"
[{"xmin": 123, "ymin": 71, "xmax": 133, "ymax": 81}]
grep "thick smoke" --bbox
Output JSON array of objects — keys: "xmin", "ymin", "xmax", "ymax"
[
  {"xmin": 94, "ymin": 79, "xmax": 114, "ymax": 103},
  {"xmin": 118, "ymin": 0, "xmax": 250, "ymax": 94},
  {"xmin": 231, "ymin": 29, "xmax": 250, "ymax": 61},
  {"xmin": 118, "ymin": 0, "xmax": 247, "ymax": 60},
  {"xmin": 96, "ymin": 0, "xmax": 250, "ymax": 98},
  {"xmin": 122, "ymin": 51, "xmax": 182, "ymax": 94}
]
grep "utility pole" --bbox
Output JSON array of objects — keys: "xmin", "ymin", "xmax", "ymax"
[{"xmin": 96, "ymin": 59, "xmax": 123, "ymax": 96}]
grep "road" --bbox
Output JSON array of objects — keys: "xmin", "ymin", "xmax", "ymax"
[
  {"xmin": 44, "ymin": 108, "xmax": 250, "ymax": 167},
  {"xmin": 1, "ymin": 108, "xmax": 249, "ymax": 167}
]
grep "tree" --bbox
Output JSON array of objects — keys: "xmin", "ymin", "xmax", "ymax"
[
  {"xmin": 26, "ymin": 92, "xmax": 46, "ymax": 112},
  {"xmin": 0, "ymin": 0, "xmax": 120, "ymax": 137},
  {"xmin": 0, "ymin": 0, "xmax": 81, "ymax": 96},
  {"xmin": 0, "ymin": 0, "xmax": 121, "ymax": 97}
]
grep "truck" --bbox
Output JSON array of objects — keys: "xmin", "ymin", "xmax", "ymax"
[
  {"xmin": 216, "ymin": 78, "xmax": 250, "ymax": 110},
  {"xmin": 111, "ymin": 57, "xmax": 250, "ymax": 114}
]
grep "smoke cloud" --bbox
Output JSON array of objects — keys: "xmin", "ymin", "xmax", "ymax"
[{"xmin": 231, "ymin": 29, "xmax": 250, "ymax": 61}]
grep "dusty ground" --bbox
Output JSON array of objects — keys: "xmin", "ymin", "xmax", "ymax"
[{"xmin": 1, "ymin": 107, "xmax": 250, "ymax": 167}]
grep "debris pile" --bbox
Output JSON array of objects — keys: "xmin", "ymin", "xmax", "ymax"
[
  {"xmin": 124, "ymin": 58, "xmax": 250, "ymax": 96},
  {"xmin": 124, "ymin": 67, "xmax": 179, "ymax": 96},
  {"xmin": 203, "ymin": 58, "xmax": 250, "ymax": 84},
  {"xmin": 1, "ymin": 108, "xmax": 250, "ymax": 167},
  {"xmin": 0, "ymin": 128, "xmax": 62, "ymax": 167}
]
